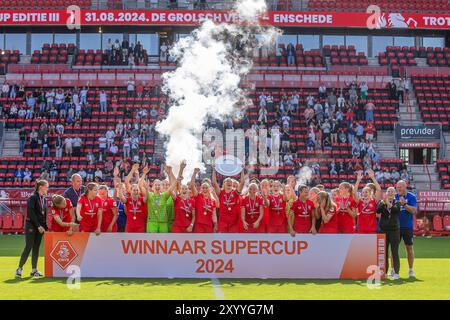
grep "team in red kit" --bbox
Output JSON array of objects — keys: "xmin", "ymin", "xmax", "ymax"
[{"xmin": 46, "ymin": 159, "xmax": 386, "ymax": 236}]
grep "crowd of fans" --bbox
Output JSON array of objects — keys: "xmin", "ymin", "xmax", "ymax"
[
  {"xmin": 104, "ymin": 38, "xmax": 149, "ymax": 67},
  {"xmin": 3, "ymin": 76, "xmax": 409, "ymax": 187}
]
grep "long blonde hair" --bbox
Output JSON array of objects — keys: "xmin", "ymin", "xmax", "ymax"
[{"xmin": 317, "ymin": 191, "xmax": 335, "ymax": 213}]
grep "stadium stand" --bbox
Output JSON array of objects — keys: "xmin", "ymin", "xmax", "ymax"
[
  {"xmin": 0, "ymin": 50, "xmax": 21, "ymax": 75},
  {"xmin": 323, "ymin": 45, "xmax": 368, "ymax": 66},
  {"xmin": 411, "ymin": 73, "xmax": 450, "ymax": 131},
  {"xmin": 437, "ymin": 159, "xmax": 450, "ymax": 189}
]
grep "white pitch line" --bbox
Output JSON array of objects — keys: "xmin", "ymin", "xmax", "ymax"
[{"xmin": 211, "ymin": 278, "xmax": 225, "ymax": 300}]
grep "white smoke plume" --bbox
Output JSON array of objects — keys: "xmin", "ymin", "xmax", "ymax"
[
  {"xmin": 156, "ymin": 0, "xmax": 280, "ymax": 181},
  {"xmin": 296, "ymin": 166, "xmax": 313, "ymax": 188}
]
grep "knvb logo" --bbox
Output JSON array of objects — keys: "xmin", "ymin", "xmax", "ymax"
[{"xmin": 50, "ymin": 240, "xmax": 78, "ymax": 270}]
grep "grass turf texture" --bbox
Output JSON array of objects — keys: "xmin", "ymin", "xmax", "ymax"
[{"xmin": 0, "ymin": 235, "xmax": 449, "ymax": 300}]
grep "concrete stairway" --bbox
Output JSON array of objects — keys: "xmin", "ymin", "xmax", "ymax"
[
  {"xmin": 1, "ymin": 129, "xmax": 21, "ymax": 157},
  {"xmin": 375, "ymin": 131, "xmax": 397, "ymax": 159},
  {"xmin": 443, "ymin": 133, "xmax": 450, "ymax": 158},
  {"xmin": 415, "ymin": 58, "xmax": 429, "ymax": 67},
  {"xmin": 397, "ymin": 80, "xmax": 423, "ymax": 125},
  {"xmin": 408, "ymin": 164, "xmax": 441, "ymax": 191},
  {"xmin": 367, "ymin": 57, "xmax": 379, "ymax": 67}
]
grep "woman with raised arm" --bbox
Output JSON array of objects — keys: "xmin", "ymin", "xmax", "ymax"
[
  {"xmin": 317, "ymin": 191, "xmax": 338, "ymax": 234},
  {"xmin": 356, "ymin": 169, "xmax": 382, "ymax": 234},
  {"xmin": 263, "ymin": 180, "xmax": 289, "ymax": 233},
  {"xmin": 240, "ymin": 183, "xmax": 264, "ymax": 233},
  {"xmin": 336, "ymin": 182, "xmax": 358, "ymax": 233},
  {"xmin": 191, "ymin": 168, "xmax": 218, "ymax": 233},
  {"xmin": 76, "ymin": 182, "xmax": 103, "ymax": 235},
  {"xmin": 289, "ymin": 185, "xmax": 316, "ymax": 236},
  {"xmin": 139, "ymin": 165, "xmax": 170, "ymax": 233},
  {"xmin": 169, "ymin": 161, "xmax": 196, "ymax": 233},
  {"xmin": 117, "ymin": 174, "xmax": 148, "ymax": 233},
  {"xmin": 212, "ymin": 165, "xmax": 245, "ymax": 233}
]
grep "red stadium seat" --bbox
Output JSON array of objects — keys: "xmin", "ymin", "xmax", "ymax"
[
  {"xmin": 2, "ymin": 213, "xmax": 12, "ymax": 229},
  {"xmin": 13, "ymin": 213, "xmax": 23, "ymax": 230}
]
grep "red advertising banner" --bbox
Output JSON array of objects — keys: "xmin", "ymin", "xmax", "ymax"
[
  {"xmin": 0, "ymin": 10, "xmax": 448, "ymax": 29},
  {"xmin": 418, "ymin": 190, "xmax": 450, "ymax": 212}
]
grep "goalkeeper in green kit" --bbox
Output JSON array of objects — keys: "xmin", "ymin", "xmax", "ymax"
[{"xmin": 139, "ymin": 165, "xmax": 173, "ymax": 233}]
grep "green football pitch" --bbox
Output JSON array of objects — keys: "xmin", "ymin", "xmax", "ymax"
[{"xmin": 0, "ymin": 235, "xmax": 449, "ymax": 300}]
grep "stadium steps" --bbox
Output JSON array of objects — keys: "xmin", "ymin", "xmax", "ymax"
[
  {"xmin": 398, "ymin": 81, "xmax": 423, "ymax": 125},
  {"xmin": 443, "ymin": 133, "xmax": 450, "ymax": 158},
  {"xmin": 367, "ymin": 58, "xmax": 380, "ymax": 67},
  {"xmin": 409, "ymin": 164, "xmax": 442, "ymax": 191},
  {"xmin": 0, "ymin": 129, "xmax": 20, "ymax": 157},
  {"xmin": 17, "ymin": 55, "xmax": 31, "ymax": 64},
  {"xmin": 375, "ymin": 131, "xmax": 397, "ymax": 159},
  {"xmin": 415, "ymin": 58, "xmax": 429, "ymax": 67}
]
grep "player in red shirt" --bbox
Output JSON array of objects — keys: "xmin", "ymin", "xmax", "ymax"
[
  {"xmin": 259, "ymin": 179, "xmax": 270, "ymax": 232},
  {"xmin": 169, "ymin": 161, "xmax": 196, "ymax": 233},
  {"xmin": 240, "ymin": 183, "xmax": 264, "ymax": 233},
  {"xmin": 336, "ymin": 182, "xmax": 358, "ymax": 233},
  {"xmin": 354, "ymin": 169, "xmax": 382, "ymax": 233},
  {"xmin": 318, "ymin": 191, "xmax": 338, "ymax": 233},
  {"xmin": 117, "ymin": 181, "xmax": 148, "ymax": 233},
  {"xmin": 50, "ymin": 194, "xmax": 77, "ymax": 234},
  {"xmin": 212, "ymin": 166, "xmax": 245, "ymax": 233},
  {"xmin": 289, "ymin": 185, "xmax": 316, "ymax": 235},
  {"xmin": 98, "ymin": 185, "xmax": 119, "ymax": 233},
  {"xmin": 191, "ymin": 169, "xmax": 218, "ymax": 233},
  {"xmin": 76, "ymin": 183, "xmax": 103, "ymax": 235},
  {"xmin": 263, "ymin": 180, "xmax": 288, "ymax": 233}
]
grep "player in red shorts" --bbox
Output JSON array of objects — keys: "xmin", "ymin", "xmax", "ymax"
[
  {"xmin": 98, "ymin": 185, "xmax": 119, "ymax": 233},
  {"xmin": 317, "ymin": 191, "xmax": 338, "ymax": 233},
  {"xmin": 76, "ymin": 182, "xmax": 103, "ymax": 235},
  {"xmin": 117, "ymin": 180, "xmax": 148, "ymax": 233},
  {"xmin": 354, "ymin": 169, "xmax": 382, "ymax": 233},
  {"xmin": 263, "ymin": 180, "xmax": 288, "ymax": 233},
  {"xmin": 212, "ymin": 166, "xmax": 245, "ymax": 233},
  {"xmin": 335, "ymin": 182, "xmax": 358, "ymax": 233},
  {"xmin": 289, "ymin": 185, "xmax": 316, "ymax": 235},
  {"xmin": 191, "ymin": 169, "xmax": 218, "ymax": 233},
  {"xmin": 240, "ymin": 183, "xmax": 264, "ymax": 233},
  {"xmin": 259, "ymin": 179, "xmax": 271, "ymax": 233},
  {"xmin": 50, "ymin": 194, "xmax": 78, "ymax": 234},
  {"xmin": 169, "ymin": 161, "xmax": 196, "ymax": 233}
]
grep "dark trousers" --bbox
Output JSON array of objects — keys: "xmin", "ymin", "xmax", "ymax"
[
  {"xmin": 19, "ymin": 224, "xmax": 43, "ymax": 269},
  {"xmin": 384, "ymin": 229, "xmax": 400, "ymax": 274}
]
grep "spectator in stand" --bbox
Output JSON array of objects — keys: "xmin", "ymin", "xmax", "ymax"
[
  {"xmin": 86, "ymin": 167, "xmax": 94, "ymax": 182},
  {"xmin": 1, "ymin": 82, "xmax": 9, "ymax": 97},
  {"xmin": 64, "ymin": 136, "xmax": 73, "ymax": 157},
  {"xmin": 355, "ymin": 122, "xmax": 364, "ymax": 141},
  {"xmin": 72, "ymin": 136, "xmax": 82, "ymax": 157},
  {"xmin": 50, "ymin": 161, "xmax": 58, "ymax": 182},
  {"xmin": 14, "ymin": 167, "xmax": 24, "ymax": 183},
  {"xmin": 365, "ymin": 101, "xmax": 375, "ymax": 122},
  {"xmin": 286, "ymin": 43, "xmax": 296, "ymax": 66},
  {"xmin": 41, "ymin": 135, "xmax": 50, "ymax": 157},
  {"xmin": 276, "ymin": 45, "xmax": 283, "ymax": 66},
  {"xmin": 318, "ymin": 83, "xmax": 327, "ymax": 100},
  {"xmin": 78, "ymin": 168, "xmax": 87, "ymax": 181},
  {"xmin": 18, "ymin": 128, "xmax": 26, "ymax": 154},
  {"xmin": 397, "ymin": 78, "xmax": 405, "ymax": 104},
  {"xmin": 99, "ymin": 90, "xmax": 107, "ymax": 113},
  {"xmin": 329, "ymin": 160, "xmax": 337, "ymax": 175},
  {"xmin": 109, "ymin": 141, "xmax": 118, "ymax": 155},
  {"xmin": 366, "ymin": 121, "xmax": 376, "ymax": 142},
  {"xmin": 98, "ymin": 135, "xmax": 107, "ymax": 161},
  {"xmin": 80, "ymin": 86, "xmax": 88, "ymax": 105},
  {"xmin": 40, "ymin": 170, "xmax": 50, "ymax": 181},
  {"xmin": 23, "ymin": 168, "xmax": 32, "ymax": 183},
  {"xmin": 87, "ymin": 151, "xmax": 96, "ymax": 165},
  {"xmin": 95, "ymin": 168, "xmax": 103, "ymax": 182},
  {"xmin": 258, "ymin": 105, "xmax": 267, "ymax": 125},
  {"xmin": 360, "ymin": 82, "xmax": 368, "ymax": 101},
  {"xmin": 105, "ymin": 128, "xmax": 115, "ymax": 149},
  {"xmin": 126, "ymin": 78, "xmax": 135, "ymax": 97}
]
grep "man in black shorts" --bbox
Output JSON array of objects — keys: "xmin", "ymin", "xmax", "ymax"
[{"xmin": 395, "ymin": 180, "xmax": 417, "ymax": 279}]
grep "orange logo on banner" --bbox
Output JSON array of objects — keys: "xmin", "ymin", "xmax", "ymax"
[{"xmin": 50, "ymin": 240, "xmax": 78, "ymax": 270}]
